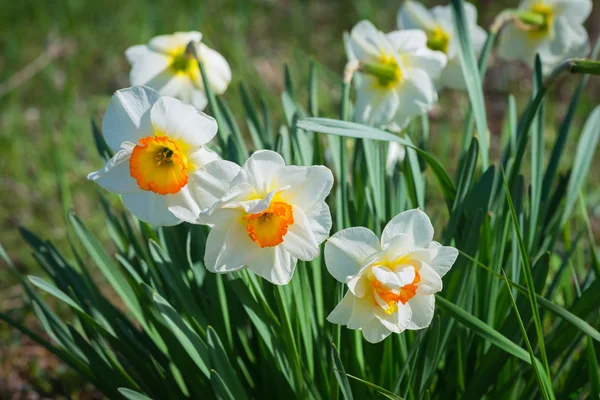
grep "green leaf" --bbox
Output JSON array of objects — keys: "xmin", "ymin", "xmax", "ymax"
[
  {"xmin": 435, "ymin": 295, "xmax": 542, "ymax": 367},
  {"xmin": 331, "ymin": 343, "xmax": 354, "ymax": 400},
  {"xmin": 587, "ymin": 336, "xmax": 600, "ymax": 398},
  {"xmin": 450, "ymin": 0, "xmax": 488, "ymax": 169},
  {"xmin": 297, "ymin": 118, "xmax": 456, "ymax": 207},
  {"xmin": 561, "ymin": 105, "xmax": 600, "ymax": 225},
  {"xmin": 501, "ymin": 272, "xmax": 554, "ymax": 400},
  {"xmin": 345, "ymin": 373, "xmax": 404, "ymax": 400},
  {"xmin": 501, "ymin": 167, "xmax": 550, "ymax": 376},
  {"xmin": 210, "ymin": 370, "xmax": 236, "ymax": 400},
  {"xmin": 206, "ymin": 327, "xmax": 249, "ymax": 400},
  {"xmin": 118, "ymin": 388, "xmax": 153, "ymax": 400}
]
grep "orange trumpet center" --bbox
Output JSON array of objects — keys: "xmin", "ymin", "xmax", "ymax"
[
  {"xmin": 129, "ymin": 136, "xmax": 188, "ymax": 195},
  {"xmin": 371, "ymin": 270, "xmax": 421, "ymax": 314},
  {"xmin": 245, "ymin": 202, "xmax": 294, "ymax": 248}
]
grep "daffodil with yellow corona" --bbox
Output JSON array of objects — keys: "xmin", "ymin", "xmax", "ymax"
[
  {"xmin": 325, "ymin": 209, "xmax": 458, "ymax": 343},
  {"xmin": 345, "ymin": 20, "xmax": 447, "ymax": 132},
  {"xmin": 194, "ymin": 150, "xmax": 333, "ymax": 285},
  {"xmin": 498, "ymin": 0, "xmax": 592, "ymax": 74},
  {"xmin": 88, "ymin": 85, "xmax": 221, "ymax": 226},
  {"xmin": 397, "ymin": 1, "xmax": 487, "ymax": 90},
  {"xmin": 126, "ymin": 31, "xmax": 231, "ymax": 110}
]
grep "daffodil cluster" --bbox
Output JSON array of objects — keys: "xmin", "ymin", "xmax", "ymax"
[
  {"xmin": 88, "ymin": 84, "xmax": 458, "ymax": 341},
  {"xmin": 87, "ymin": 0, "xmax": 594, "ymax": 342}
]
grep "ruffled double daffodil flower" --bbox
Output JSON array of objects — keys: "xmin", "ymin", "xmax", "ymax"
[
  {"xmin": 88, "ymin": 86, "xmax": 220, "ymax": 226},
  {"xmin": 345, "ymin": 20, "xmax": 447, "ymax": 132},
  {"xmin": 325, "ymin": 209, "xmax": 458, "ymax": 343},
  {"xmin": 397, "ymin": 1, "xmax": 487, "ymax": 90},
  {"xmin": 498, "ymin": 0, "xmax": 592, "ymax": 74},
  {"xmin": 126, "ymin": 31, "xmax": 231, "ymax": 110},
  {"xmin": 189, "ymin": 150, "xmax": 333, "ymax": 285}
]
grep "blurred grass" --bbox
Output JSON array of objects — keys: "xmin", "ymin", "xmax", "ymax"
[{"xmin": 0, "ymin": 0, "xmax": 599, "ymax": 394}]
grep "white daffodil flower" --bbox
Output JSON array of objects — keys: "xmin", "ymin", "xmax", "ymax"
[
  {"xmin": 397, "ymin": 1, "xmax": 487, "ymax": 90},
  {"xmin": 497, "ymin": 0, "xmax": 592, "ymax": 74},
  {"xmin": 193, "ymin": 150, "xmax": 333, "ymax": 285},
  {"xmin": 325, "ymin": 209, "xmax": 458, "ymax": 343},
  {"xmin": 345, "ymin": 20, "xmax": 447, "ymax": 132},
  {"xmin": 88, "ymin": 86, "xmax": 221, "ymax": 226},
  {"xmin": 125, "ymin": 31, "xmax": 232, "ymax": 111}
]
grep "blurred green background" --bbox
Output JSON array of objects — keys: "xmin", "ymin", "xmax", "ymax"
[{"xmin": 1, "ymin": 0, "xmax": 599, "ymax": 397}]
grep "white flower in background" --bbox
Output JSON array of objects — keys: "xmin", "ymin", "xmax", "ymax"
[
  {"xmin": 88, "ymin": 86, "xmax": 221, "ymax": 226},
  {"xmin": 497, "ymin": 0, "xmax": 592, "ymax": 74},
  {"xmin": 385, "ymin": 142, "xmax": 406, "ymax": 176},
  {"xmin": 125, "ymin": 31, "xmax": 232, "ymax": 111},
  {"xmin": 195, "ymin": 150, "xmax": 333, "ymax": 285},
  {"xmin": 325, "ymin": 209, "xmax": 458, "ymax": 343},
  {"xmin": 397, "ymin": 1, "xmax": 487, "ymax": 90},
  {"xmin": 345, "ymin": 20, "xmax": 447, "ymax": 132}
]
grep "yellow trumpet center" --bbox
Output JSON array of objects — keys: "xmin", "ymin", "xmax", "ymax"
[
  {"xmin": 245, "ymin": 202, "xmax": 294, "ymax": 248},
  {"xmin": 168, "ymin": 47, "xmax": 200, "ymax": 80},
  {"xmin": 363, "ymin": 53, "xmax": 404, "ymax": 89},
  {"xmin": 371, "ymin": 270, "xmax": 421, "ymax": 314},
  {"xmin": 531, "ymin": 3, "xmax": 553, "ymax": 30},
  {"xmin": 129, "ymin": 136, "xmax": 189, "ymax": 195},
  {"xmin": 427, "ymin": 25, "xmax": 450, "ymax": 54}
]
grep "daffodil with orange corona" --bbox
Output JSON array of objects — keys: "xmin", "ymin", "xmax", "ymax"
[
  {"xmin": 88, "ymin": 85, "xmax": 221, "ymax": 226},
  {"xmin": 192, "ymin": 150, "xmax": 334, "ymax": 285},
  {"xmin": 325, "ymin": 209, "xmax": 458, "ymax": 343}
]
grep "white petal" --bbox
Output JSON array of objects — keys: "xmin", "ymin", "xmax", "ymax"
[
  {"xmin": 407, "ymin": 48, "xmax": 447, "ymax": 79},
  {"xmin": 231, "ymin": 150, "xmax": 286, "ymax": 193},
  {"xmin": 386, "ymin": 141, "xmax": 406, "ymax": 175},
  {"xmin": 188, "ymin": 146, "xmax": 220, "ymax": 170},
  {"xmin": 538, "ymin": 18, "xmax": 589, "ymax": 74},
  {"xmin": 386, "ymin": 30, "xmax": 428, "ymax": 53},
  {"xmin": 325, "ymin": 227, "xmax": 381, "ymax": 283},
  {"xmin": 407, "ymin": 294, "xmax": 435, "ymax": 329},
  {"xmin": 198, "ymin": 43, "xmax": 232, "ymax": 95},
  {"xmin": 148, "ymin": 31, "xmax": 202, "ymax": 53},
  {"xmin": 362, "ymin": 318, "xmax": 392, "ymax": 343},
  {"xmin": 147, "ymin": 72, "xmax": 188, "ymax": 99},
  {"xmin": 190, "ymin": 89, "xmax": 208, "ymax": 111},
  {"xmin": 397, "ymin": 1, "xmax": 437, "ymax": 30},
  {"xmin": 121, "ymin": 191, "xmax": 181, "ymax": 226},
  {"xmin": 375, "ymin": 302, "xmax": 412, "ymax": 333},
  {"xmin": 305, "ymin": 201, "xmax": 332, "ymax": 244},
  {"xmin": 372, "ymin": 266, "xmax": 403, "ymax": 290},
  {"xmin": 347, "ymin": 275, "xmax": 369, "ymax": 298},
  {"xmin": 128, "ymin": 51, "xmax": 172, "ymax": 87},
  {"xmin": 427, "ymin": 242, "xmax": 458, "ymax": 278},
  {"xmin": 205, "ymin": 224, "xmax": 257, "ymax": 273},
  {"xmin": 347, "ymin": 296, "xmax": 375, "ymax": 329},
  {"xmin": 183, "ymin": 160, "xmax": 241, "ymax": 220},
  {"xmin": 248, "ymin": 245, "xmax": 297, "ymax": 285},
  {"xmin": 327, "ymin": 291, "xmax": 355, "ymax": 325},
  {"xmin": 346, "ymin": 20, "xmax": 388, "ymax": 61},
  {"xmin": 552, "ymin": 0, "xmax": 592, "ymax": 24},
  {"xmin": 382, "ymin": 209, "xmax": 434, "ymax": 248},
  {"xmin": 273, "ymin": 165, "xmax": 334, "ymax": 211},
  {"xmin": 416, "ymin": 263, "xmax": 443, "ymax": 295},
  {"xmin": 150, "ymin": 97, "xmax": 218, "ymax": 147},
  {"xmin": 399, "ymin": 69, "xmax": 437, "ymax": 113},
  {"xmin": 397, "ymin": 266, "xmax": 417, "ymax": 286},
  {"xmin": 496, "ymin": 25, "xmax": 541, "ymax": 65},
  {"xmin": 87, "ymin": 143, "xmax": 139, "ymax": 194},
  {"xmin": 102, "ymin": 86, "xmax": 159, "ymax": 152},
  {"xmin": 125, "ymin": 45, "xmax": 152, "ymax": 64},
  {"xmin": 438, "ymin": 60, "xmax": 467, "ymax": 90},
  {"xmin": 384, "ymin": 233, "xmax": 416, "ymax": 261},
  {"xmin": 281, "ymin": 206, "xmax": 320, "ymax": 261}
]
